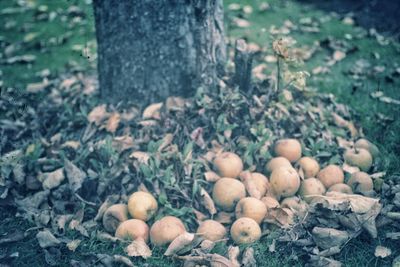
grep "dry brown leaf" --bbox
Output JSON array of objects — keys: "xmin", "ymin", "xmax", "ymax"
[
  {"xmin": 139, "ymin": 119, "xmax": 158, "ymax": 127},
  {"xmin": 129, "ymin": 151, "xmax": 150, "ymax": 165},
  {"xmin": 312, "ymin": 227, "xmax": 349, "ymax": 250},
  {"xmin": 113, "ymin": 255, "xmax": 135, "ymax": 267},
  {"xmin": 36, "ymin": 230, "xmax": 61, "ymax": 248},
  {"xmin": 112, "ymin": 135, "xmax": 135, "ymax": 152},
  {"xmin": 342, "ymin": 163, "xmax": 360, "ymax": 174},
  {"xmin": 97, "ymin": 231, "xmax": 119, "ymax": 242},
  {"xmin": 332, "ymin": 112, "xmax": 358, "ymax": 137},
  {"xmin": 158, "ymin": 133, "xmax": 174, "ymax": 152},
  {"xmin": 191, "ymin": 127, "xmax": 206, "ymax": 149},
  {"xmin": 106, "ymin": 112, "xmax": 121, "ymax": 133},
  {"xmin": 126, "ymin": 238, "xmax": 152, "ymax": 259},
  {"xmin": 164, "ymin": 232, "xmax": 195, "ymax": 256},
  {"xmin": 233, "ymin": 17, "xmax": 250, "ymax": 28},
  {"xmin": 38, "ymin": 168, "xmax": 65, "ymax": 190},
  {"xmin": 204, "ymin": 171, "xmax": 221, "ymax": 182},
  {"xmin": 142, "ymin": 102, "xmax": 163, "ymax": 120},
  {"xmin": 209, "ymin": 254, "xmax": 234, "ymax": 267},
  {"xmin": 61, "ymin": 140, "xmax": 80, "ymax": 150},
  {"xmin": 228, "ymin": 246, "xmax": 240, "ymax": 267},
  {"xmin": 333, "ymin": 50, "xmax": 346, "ymax": 61},
  {"xmin": 94, "ymin": 195, "xmax": 119, "ymax": 221},
  {"xmin": 264, "ymin": 207, "xmax": 294, "ymax": 227},
  {"xmin": 166, "ymin": 96, "xmax": 186, "ymax": 111},
  {"xmin": 193, "ymin": 209, "xmax": 208, "ymax": 222},
  {"xmin": 88, "ymin": 104, "xmax": 109, "ymax": 125},
  {"xmin": 374, "ymin": 246, "xmax": 392, "ymax": 258},
  {"xmin": 67, "ymin": 239, "xmax": 81, "ymax": 252},
  {"xmin": 200, "ymin": 187, "xmax": 217, "ymax": 215},
  {"xmin": 242, "ymin": 247, "xmax": 256, "ymax": 267},
  {"xmin": 240, "ymin": 171, "xmax": 262, "ymax": 199},
  {"xmin": 215, "ymin": 211, "xmax": 234, "ymax": 224}
]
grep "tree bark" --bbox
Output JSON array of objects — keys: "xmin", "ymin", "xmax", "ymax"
[{"xmin": 93, "ymin": 0, "xmax": 226, "ymax": 105}]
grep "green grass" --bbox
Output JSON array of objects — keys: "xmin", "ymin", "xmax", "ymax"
[{"xmin": 1, "ymin": 0, "xmax": 399, "ymax": 266}]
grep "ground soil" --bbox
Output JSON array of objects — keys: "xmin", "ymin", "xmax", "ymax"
[{"xmin": 299, "ymin": 0, "xmax": 400, "ymax": 39}]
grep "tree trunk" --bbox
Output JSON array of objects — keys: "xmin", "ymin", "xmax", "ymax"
[{"xmin": 93, "ymin": 0, "xmax": 226, "ymax": 105}]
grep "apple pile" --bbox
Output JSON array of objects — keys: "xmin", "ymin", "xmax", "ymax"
[{"xmin": 101, "ymin": 137, "xmax": 379, "ymax": 250}]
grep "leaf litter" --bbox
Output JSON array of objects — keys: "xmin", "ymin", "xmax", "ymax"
[{"xmin": 1, "ymin": 7, "xmax": 400, "ymax": 267}]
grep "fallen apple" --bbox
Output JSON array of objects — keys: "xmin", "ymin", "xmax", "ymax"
[
  {"xmin": 297, "ymin": 157, "xmax": 320, "ymax": 178},
  {"xmin": 327, "ymin": 183, "xmax": 353, "ymax": 194},
  {"xmin": 317, "ymin": 165, "xmax": 344, "ymax": 188},
  {"xmin": 235, "ymin": 197, "xmax": 267, "ymax": 224},
  {"xmin": 230, "ymin": 217, "xmax": 261, "ymax": 244},
  {"xmin": 298, "ymin": 178, "xmax": 326, "ymax": 203},
  {"xmin": 212, "ymin": 177, "xmax": 246, "ymax": 211},
  {"xmin": 102, "ymin": 203, "xmax": 129, "ymax": 233},
  {"xmin": 347, "ymin": 171, "xmax": 373, "ymax": 194},
  {"xmin": 344, "ymin": 148, "xmax": 373, "ymax": 172},
  {"xmin": 115, "ymin": 219, "xmax": 149, "ymax": 243},
  {"xmin": 266, "ymin": 157, "xmax": 292, "ymax": 173},
  {"xmin": 128, "ymin": 191, "xmax": 158, "ymax": 221},
  {"xmin": 150, "ymin": 216, "xmax": 186, "ymax": 246},
  {"xmin": 270, "ymin": 167, "xmax": 300, "ymax": 199},
  {"xmin": 213, "ymin": 152, "xmax": 243, "ymax": 178},
  {"xmin": 274, "ymin": 139, "xmax": 302, "ymax": 163},
  {"xmin": 196, "ymin": 220, "xmax": 226, "ymax": 241}
]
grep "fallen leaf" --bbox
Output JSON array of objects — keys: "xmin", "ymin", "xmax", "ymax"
[
  {"xmin": 164, "ymin": 232, "xmax": 197, "ymax": 256},
  {"xmin": 36, "ymin": 230, "xmax": 61, "ymax": 248},
  {"xmin": 125, "ymin": 238, "xmax": 152, "ymax": 258},
  {"xmin": 240, "ymin": 171, "xmax": 262, "ymax": 199},
  {"xmin": 38, "ymin": 168, "xmax": 65, "ymax": 190},
  {"xmin": 64, "ymin": 159, "xmax": 86, "ymax": 192},
  {"xmin": 232, "ymin": 17, "xmax": 250, "ymax": 28},
  {"xmin": 113, "ymin": 255, "xmax": 135, "ymax": 267},
  {"xmin": 333, "ymin": 50, "xmax": 346, "ymax": 61},
  {"xmin": 200, "ymin": 187, "xmax": 217, "ymax": 215},
  {"xmin": 67, "ymin": 239, "xmax": 81, "ymax": 252},
  {"xmin": 106, "ymin": 112, "xmax": 121, "ymax": 133},
  {"xmin": 129, "ymin": 151, "xmax": 150, "ymax": 165},
  {"xmin": 112, "ymin": 135, "xmax": 135, "ymax": 152},
  {"xmin": 0, "ymin": 231, "xmax": 24, "ymax": 244},
  {"xmin": 143, "ymin": 102, "xmax": 163, "ymax": 120},
  {"xmin": 166, "ymin": 96, "xmax": 186, "ymax": 111},
  {"xmin": 228, "ymin": 246, "xmax": 240, "ymax": 267},
  {"xmin": 374, "ymin": 246, "xmax": 392, "ymax": 258},
  {"xmin": 312, "ymin": 227, "xmax": 349, "ymax": 250},
  {"xmin": 204, "ymin": 171, "xmax": 221, "ymax": 182},
  {"xmin": 242, "ymin": 247, "xmax": 256, "ymax": 267},
  {"xmin": 88, "ymin": 104, "xmax": 109, "ymax": 125}
]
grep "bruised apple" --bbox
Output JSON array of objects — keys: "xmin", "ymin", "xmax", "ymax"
[
  {"xmin": 266, "ymin": 157, "xmax": 292, "ymax": 173},
  {"xmin": 150, "ymin": 216, "xmax": 186, "ymax": 246},
  {"xmin": 344, "ymin": 148, "xmax": 373, "ymax": 172},
  {"xmin": 347, "ymin": 171, "xmax": 373, "ymax": 194},
  {"xmin": 103, "ymin": 204, "xmax": 129, "ymax": 233},
  {"xmin": 274, "ymin": 139, "xmax": 302, "ymax": 163},
  {"xmin": 230, "ymin": 217, "xmax": 261, "ymax": 244},
  {"xmin": 128, "ymin": 191, "xmax": 158, "ymax": 221},
  {"xmin": 212, "ymin": 178, "xmax": 246, "ymax": 211},
  {"xmin": 327, "ymin": 183, "xmax": 353, "ymax": 194},
  {"xmin": 235, "ymin": 197, "xmax": 267, "ymax": 224},
  {"xmin": 298, "ymin": 178, "xmax": 326, "ymax": 203},
  {"xmin": 115, "ymin": 219, "xmax": 149, "ymax": 243},
  {"xmin": 213, "ymin": 152, "xmax": 243, "ymax": 178},
  {"xmin": 196, "ymin": 220, "xmax": 226, "ymax": 241},
  {"xmin": 297, "ymin": 157, "xmax": 320, "ymax": 178},
  {"xmin": 270, "ymin": 167, "xmax": 300, "ymax": 199},
  {"xmin": 317, "ymin": 165, "xmax": 344, "ymax": 188}
]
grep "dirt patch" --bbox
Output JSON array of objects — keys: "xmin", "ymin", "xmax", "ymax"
[{"xmin": 299, "ymin": 0, "xmax": 400, "ymax": 39}]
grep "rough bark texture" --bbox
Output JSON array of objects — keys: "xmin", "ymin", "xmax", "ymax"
[
  {"xmin": 93, "ymin": 0, "xmax": 226, "ymax": 105},
  {"xmin": 234, "ymin": 39, "xmax": 253, "ymax": 92}
]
